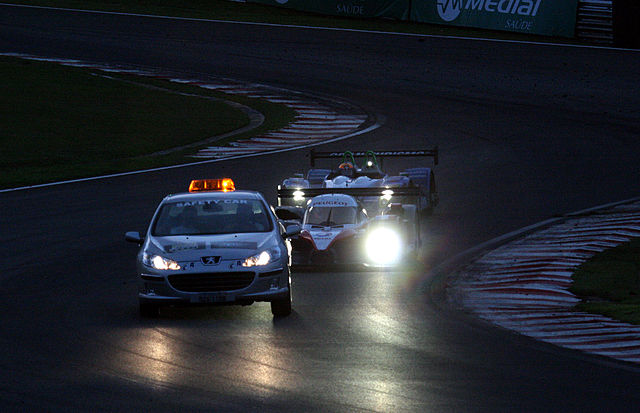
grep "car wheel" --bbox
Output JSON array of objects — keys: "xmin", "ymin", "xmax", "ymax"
[
  {"xmin": 271, "ymin": 279, "xmax": 292, "ymax": 317},
  {"xmin": 139, "ymin": 302, "xmax": 160, "ymax": 318}
]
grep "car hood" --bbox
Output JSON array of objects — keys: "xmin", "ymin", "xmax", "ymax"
[
  {"xmin": 305, "ymin": 225, "xmax": 358, "ymax": 251},
  {"xmin": 148, "ymin": 232, "xmax": 276, "ymax": 261}
]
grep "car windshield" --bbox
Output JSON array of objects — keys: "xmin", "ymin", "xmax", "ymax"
[
  {"xmin": 152, "ymin": 199, "xmax": 272, "ymax": 236},
  {"xmin": 304, "ymin": 206, "xmax": 357, "ymax": 226}
]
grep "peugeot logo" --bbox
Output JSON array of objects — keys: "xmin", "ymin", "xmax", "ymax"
[{"xmin": 201, "ymin": 256, "xmax": 222, "ymax": 265}]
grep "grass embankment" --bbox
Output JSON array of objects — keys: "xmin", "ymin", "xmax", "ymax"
[
  {"xmin": 571, "ymin": 238, "xmax": 640, "ymax": 325},
  {"xmin": 0, "ymin": 56, "xmax": 295, "ymax": 189}
]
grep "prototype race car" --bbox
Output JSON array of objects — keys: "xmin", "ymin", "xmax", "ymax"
[
  {"xmin": 289, "ymin": 193, "xmax": 368, "ymax": 265},
  {"xmin": 278, "ymin": 189, "xmax": 423, "ymax": 267},
  {"xmin": 275, "ymin": 148, "xmax": 437, "ymax": 266},
  {"xmin": 278, "ymin": 148, "xmax": 438, "ymax": 216},
  {"xmin": 125, "ymin": 178, "xmax": 300, "ymax": 317}
]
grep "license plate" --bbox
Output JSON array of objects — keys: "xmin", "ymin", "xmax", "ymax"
[{"xmin": 191, "ymin": 294, "xmax": 234, "ymax": 304}]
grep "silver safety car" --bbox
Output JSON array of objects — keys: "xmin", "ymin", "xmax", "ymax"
[{"xmin": 125, "ymin": 178, "xmax": 300, "ymax": 317}]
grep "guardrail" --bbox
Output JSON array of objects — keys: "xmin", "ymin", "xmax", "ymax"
[{"xmin": 576, "ymin": 0, "xmax": 613, "ymax": 44}]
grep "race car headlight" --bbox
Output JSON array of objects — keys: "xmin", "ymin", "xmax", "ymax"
[
  {"xmin": 143, "ymin": 253, "xmax": 181, "ymax": 271},
  {"xmin": 242, "ymin": 248, "xmax": 281, "ymax": 267},
  {"xmin": 293, "ymin": 190, "xmax": 305, "ymax": 202},
  {"xmin": 365, "ymin": 227, "xmax": 402, "ymax": 265}
]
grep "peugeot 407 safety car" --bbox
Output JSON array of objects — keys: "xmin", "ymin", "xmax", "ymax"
[
  {"xmin": 277, "ymin": 148, "xmax": 438, "ymax": 216},
  {"xmin": 125, "ymin": 178, "xmax": 300, "ymax": 318}
]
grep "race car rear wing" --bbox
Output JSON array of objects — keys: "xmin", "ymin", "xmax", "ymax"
[{"xmin": 308, "ymin": 147, "xmax": 438, "ymax": 167}]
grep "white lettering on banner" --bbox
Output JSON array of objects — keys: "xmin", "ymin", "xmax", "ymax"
[
  {"xmin": 484, "ymin": 0, "xmax": 498, "ymax": 12},
  {"xmin": 497, "ymin": 0, "xmax": 514, "ymax": 13},
  {"xmin": 466, "ymin": 0, "xmax": 483, "ymax": 10},
  {"xmin": 506, "ymin": 18, "xmax": 533, "ymax": 30},
  {"xmin": 439, "ymin": 0, "xmax": 543, "ymax": 22},
  {"xmin": 337, "ymin": 4, "xmax": 365, "ymax": 15}
]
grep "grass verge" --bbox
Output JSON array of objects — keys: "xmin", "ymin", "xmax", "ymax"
[
  {"xmin": 0, "ymin": 55, "xmax": 296, "ymax": 189},
  {"xmin": 570, "ymin": 238, "xmax": 640, "ymax": 325}
]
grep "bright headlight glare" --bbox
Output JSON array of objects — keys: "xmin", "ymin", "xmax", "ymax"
[
  {"xmin": 365, "ymin": 227, "xmax": 402, "ymax": 265},
  {"xmin": 293, "ymin": 190, "xmax": 305, "ymax": 202},
  {"xmin": 381, "ymin": 189, "xmax": 394, "ymax": 201},
  {"xmin": 144, "ymin": 253, "xmax": 181, "ymax": 270},
  {"xmin": 242, "ymin": 250, "xmax": 273, "ymax": 267}
]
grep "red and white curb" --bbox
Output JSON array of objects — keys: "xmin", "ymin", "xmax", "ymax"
[
  {"xmin": 171, "ymin": 79, "xmax": 368, "ymax": 159},
  {"xmin": 187, "ymin": 80, "xmax": 368, "ymax": 158},
  {"xmin": 449, "ymin": 201, "xmax": 640, "ymax": 364},
  {"xmin": 3, "ymin": 53, "xmax": 371, "ymax": 159}
]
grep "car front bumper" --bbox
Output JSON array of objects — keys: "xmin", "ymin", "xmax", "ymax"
[{"xmin": 138, "ymin": 267, "xmax": 290, "ymax": 306}]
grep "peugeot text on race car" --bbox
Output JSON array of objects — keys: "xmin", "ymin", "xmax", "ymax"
[
  {"xmin": 125, "ymin": 178, "xmax": 300, "ymax": 317},
  {"xmin": 277, "ymin": 148, "xmax": 439, "ymax": 216}
]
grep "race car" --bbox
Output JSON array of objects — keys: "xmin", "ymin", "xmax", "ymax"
[
  {"xmin": 279, "ymin": 190, "xmax": 422, "ymax": 267},
  {"xmin": 278, "ymin": 148, "xmax": 439, "ymax": 216},
  {"xmin": 125, "ymin": 178, "xmax": 300, "ymax": 317},
  {"xmin": 288, "ymin": 193, "xmax": 368, "ymax": 265}
]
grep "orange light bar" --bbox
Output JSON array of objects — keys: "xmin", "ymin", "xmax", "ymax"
[{"xmin": 189, "ymin": 178, "xmax": 235, "ymax": 192}]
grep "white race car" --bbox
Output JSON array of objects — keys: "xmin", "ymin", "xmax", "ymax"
[
  {"xmin": 276, "ymin": 149, "xmax": 436, "ymax": 266},
  {"xmin": 277, "ymin": 148, "xmax": 438, "ymax": 216},
  {"xmin": 281, "ymin": 192, "xmax": 421, "ymax": 267},
  {"xmin": 289, "ymin": 193, "xmax": 367, "ymax": 265}
]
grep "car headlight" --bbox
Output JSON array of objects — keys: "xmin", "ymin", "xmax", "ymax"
[
  {"xmin": 143, "ymin": 253, "xmax": 181, "ymax": 270},
  {"xmin": 365, "ymin": 227, "xmax": 402, "ymax": 265},
  {"xmin": 293, "ymin": 190, "xmax": 306, "ymax": 202},
  {"xmin": 381, "ymin": 189, "xmax": 394, "ymax": 201},
  {"xmin": 242, "ymin": 248, "xmax": 281, "ymax": 267}
]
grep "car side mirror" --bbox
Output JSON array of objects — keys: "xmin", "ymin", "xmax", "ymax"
[
  {"xmin": 283, "ymin": 224, "xmax": 301, "ymax": 238},
  {"xmin": 125, "ymin": 231, "xmax": 144, "ymax": 246}
]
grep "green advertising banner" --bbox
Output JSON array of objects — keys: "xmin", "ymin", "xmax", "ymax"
[
  {"xmin": 410, "ymin": 0, "xmax": 578, "ymax": 37},
  {"xmin": 247, "ymin": 0, "xmax": 578, "ymax": 38},
  {"xmin": 247, "ymin": 0, "xmax": 410, "ymax": 20}
]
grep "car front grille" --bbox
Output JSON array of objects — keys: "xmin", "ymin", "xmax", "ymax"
[{"xmin": 167, "ymin": 272, "xmax": 255, "ymax": 293}]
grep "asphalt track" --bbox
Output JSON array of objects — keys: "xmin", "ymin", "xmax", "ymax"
[{"xmin": 1, "ymin": 4, "xmax": 640, "ymax": 412}]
